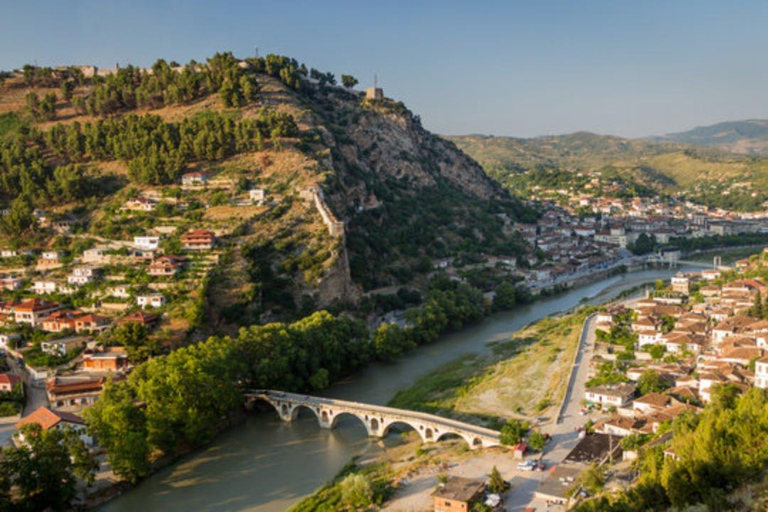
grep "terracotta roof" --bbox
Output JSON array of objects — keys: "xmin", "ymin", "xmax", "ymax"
[
  {"xmin": 16, "ymin": 406, "xmax": 84, "ymax": 430},
  {"xmin": 0, "ymin": 373, "xmax": 20, "ymax": 386},
  {"xmin": 13, "ymin": 298, "xmax": 59, "ymax": 313},
  {"xmin": 633, "ymin": 392, "xmax": 679, "ymax": 410}
]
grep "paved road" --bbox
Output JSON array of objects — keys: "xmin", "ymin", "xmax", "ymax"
[{"xmin": 504, "ymin": 315, "xmax": 600, "ymax": 511}]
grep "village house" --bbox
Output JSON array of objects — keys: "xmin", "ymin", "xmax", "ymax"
[
  {"xmin": 82, "ymin": 247, "xmax": 109, "ymax": 264},
  {"xmin": 632, "ymin": 393, "xmax": 682, "ymax": 415},
  {"xmin": 74, "ymin": 314, "xmax": 111, "ymax": 334},
  {"xmin": 67, "ymin": 265, "xmax": 100, "ymax": 286},
  {"xmin": 41, "ymin": 310, "xmax": 81, "ymax": 333},
  {"xmin": 0, "ymin": 333, "xmax": 20, "ymax": 351},
  {"xmin": 16, "ymin": 406, "xmax": 91, "ymax": 445},
  {"xmin": 117, "ymin": 311, "xmax": 160, "ymax": 328},
  {"xmin": 13, "ymin": 299, "xmax": 60, "ymax": 327},
  {"xmin": 109, "ymin": 284, "xmax": 132, "ymax": 299},
  {"xmin": 136, "ymin": 293, "xmax": 166, "ymax": 309},
  {"xmin": 249, "ymin": 188, "xmax": 266, "ymax": 205},
  {"xmin": 148, "ymin": 256, "xmax": 185, "ymax": 277},
  {"xmin": 82, "ymin": 347, "xmax": 129, "ymax": 372},
  {"xmin": 432, "ymin": 476, "xmax": 486, "ymax": 512},
  {"xmin": 755, "ymin": 356, "xmax": 768, "ymax": 389},
  {"xmin": 584, "ymin": 384, "xmax": 636, "ymax": 407},
  {"xmin": 40, "ymin": 336, "xmax": 87, "ymax": 357},
  {"xmin": 37, "ymin": 251, "xmax": 64, "ymax": 267},
  {"xmin": 0, "ymin": 274, "xmax": 23, "ymax": 291},
  {"xmin": 181, "ymin": 171, "xmax": 207, "ymax": 186},
  {"xmin": 0, "ymin": 373, "xmax": 21, "ymax": 393},
  {"xmin": 134, "ymin": 236, "xmax": 160, "ymax": 251},
  {"xmin": 122, "ymin": 196, "xmax": 157, "ymax": 212},
  {"xmin": 32, "ymin": 279, "xmax": 58, "ymax": 295},
  {"xmin": 181, "ymin": 229, "xmax": 216, "ymax": 250}
]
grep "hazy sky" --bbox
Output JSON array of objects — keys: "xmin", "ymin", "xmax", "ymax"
[{"xmin": 2, "ymin": 0, "xmax": 767, "ymax": 138}]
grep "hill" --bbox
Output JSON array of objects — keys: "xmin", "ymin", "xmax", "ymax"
[
  {"xmin": 0, "ymin": 53, "xmax": 531, "ymax": 337},
  {"xmin": 448, "ymin": 132, "xmax": 768, "ymax": 211},
  {"xmin": 652, "ymin": 119, "xmax": 768, "ymax": 155}
]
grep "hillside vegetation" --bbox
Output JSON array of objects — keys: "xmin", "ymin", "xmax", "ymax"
[{"xmin": 448, "ymin": 132, "xmax": 768, "ymax": 211}]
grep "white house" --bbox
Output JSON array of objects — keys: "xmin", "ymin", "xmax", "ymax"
[
  {"xmin": 136, "ymin": 293, "xmax": 166, "ymax": 309},
  {"xmin": 40, "ymin": 336, "xmax": 86, "ymax": 357},
  {"xmin": 0, "ymin": 333, "xmax": 20, "ymax": 351},
  {"xmin": 33, "ymin": 280, "xmax": 58, "ymax": 295},
  {"xmin": 134, "ymin": 236, "xmax": 160, "ymax": 251},
  {"xmin": 584, "ymin": 384, "xmax": 636, "ymax": 407},
  {"xmin": 16, "ymin": 407, "xmax": 92, "ymax": 446},
  {"xmin": 67, "ymin": 266, "xmax": 100, "ymax": 286},
  {"xmin": 181, "ymin": 171, "xmax": 207, "ymax": 186},
  {"xmin": 755, "ymin": 357, "xmax": 768, "ymax": 389},
  {"xmin": 109, "ymin": 285, "xmax": 132, "ymax": 299},
  {"xmin": 249, "ymin": 188, "xmax": 266, "ymax": 205}
]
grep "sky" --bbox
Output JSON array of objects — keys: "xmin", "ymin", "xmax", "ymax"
[{"xmin": 2, "ymin": 0, "xmax": 768, "ymax": 138}]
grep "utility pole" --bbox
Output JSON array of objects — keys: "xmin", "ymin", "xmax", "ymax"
[{"xmin": 254, "ymin": 46, "xmax": 259, "ymax": 59}]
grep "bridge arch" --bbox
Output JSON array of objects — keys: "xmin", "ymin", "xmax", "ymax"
[
  {"xmin": 436, "ymin": 430, "xmax": 477, "ymax": 449},
  {"xmin": 382, "ymin": 420, "xmax": 427, "ymax": 442},
  {"xmin": 329, "ymin": 410, "xmax": 370, "ymax": 433}
]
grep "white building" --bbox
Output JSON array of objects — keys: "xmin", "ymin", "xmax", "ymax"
[
  {"xmin": 756, "ymin": 357, "xmax": 768, "ymax": 389},
  {"xmin": 136, "ymin": 293, "xmax": 166, "ymax": 309},
  {"xmin": 249, "ymin": 188, "xmax": 266, "ymax": 205},
  {"xmin": 134, "ymin": 236, "xmax": 160, "ymax": 251}
]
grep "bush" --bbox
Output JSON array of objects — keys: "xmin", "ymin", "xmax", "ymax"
[{"xmin": 339, "ymin": 473, "xmax": 373, "ymax": 508}]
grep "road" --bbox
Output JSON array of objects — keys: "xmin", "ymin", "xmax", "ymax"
[
  {"xmin": 382, "ymin": 315, "xmax": 601, "ymax": 512},
  {"xmin": 503, "ymin": 314, "xmax": 599, "ymax": 511}
]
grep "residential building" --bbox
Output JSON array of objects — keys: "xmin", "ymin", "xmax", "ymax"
[
  {"xmin": 117, "ymin": 311, "xmax": 160, "ymax": 327},
  {"xmin": 13, "ymin": 299, "xmax": 60, "ymax": 327},
  {"xmin": 432, "ymin": 477, "xmax": 485, "ymax": 512},
  {"xmin": 181, "ymin": 229, "xmax": 216, "ymax": 250},
  {"xmin": 584, "ymin": 384, "xmax": 636, "ymax": 407},
  {"xmin": 82, "ymin": 347, "xmax": 129, "ymax": 372},
  {"xmin": 122, "ymin": 196, "xmax": 157, "ymax": 212},
  {"xmin": 249, "ymin": 188, "xmax": 266, "ymax": 205},
  {"xmin": 137, "ymin": 293, "xmax": 166, "ymax": 309},
  {"xmin": 148, "ymin": 256, "xmax": 185, "ymax": 277},
  {"xmin": 74, "ymin": 314, "xmax": 110, "ymax": 334},
  {"xmin": 181, "ymin": 171, "xmax": 207, "ymax": 186},
  {"xmin": 40, "ymin": 336, "xmax": 87, "ymax": 357},
  {"xmin": 134, "ymin": 236, "xmax": 160, "ymax": 251},
  {"xmin": 0, "ymin": 373, "xmax": 21, "ymax": 393},
  {"xmin": 16, "ymin": 406, "xmax": 91, "ymax": 445},
  {"xmin": 754, "ymin": 356, "xmax": 768, "ymax": 389}
]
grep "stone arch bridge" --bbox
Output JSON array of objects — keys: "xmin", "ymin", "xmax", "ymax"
[{"xmin": 246, "ymin": 390, "xmax": 501, "ymax": 449}]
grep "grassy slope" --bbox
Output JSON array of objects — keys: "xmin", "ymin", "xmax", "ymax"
[{"xmin": 388, "ymin": 308, "xmax": 591, "ymax": 426}]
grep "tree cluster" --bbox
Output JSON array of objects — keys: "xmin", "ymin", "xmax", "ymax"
[{"xmin": 85, "ymin": 311, "xmax": 371, "ymax": 483}]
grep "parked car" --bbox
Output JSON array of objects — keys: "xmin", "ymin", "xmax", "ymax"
[{"xmin": 517, "ymin": 460, "xmax": 536, "ymax": 471}]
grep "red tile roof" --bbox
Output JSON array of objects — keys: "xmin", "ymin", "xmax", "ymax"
[{"xmin": 16, "ymin": 406, "xmax": 84, "ymax": 430}]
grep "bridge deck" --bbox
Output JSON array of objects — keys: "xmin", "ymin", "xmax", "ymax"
[{"xmin": 247, "ymin": 390, "xmax": 500, "ymax": 440}]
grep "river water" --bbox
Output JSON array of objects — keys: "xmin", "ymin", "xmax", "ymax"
[{"xmin": 100, "ymin": 266, "xmax": 701, "ymax": 512}]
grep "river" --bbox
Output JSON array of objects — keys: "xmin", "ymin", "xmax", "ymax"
[{"xmin": 100, "ymin": 265, "xmax": 704, "ymax": 512}]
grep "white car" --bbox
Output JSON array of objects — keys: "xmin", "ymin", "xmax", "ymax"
[{"xmin": 517, "ymin": 460, "xmax": 536, "ymax": 471}]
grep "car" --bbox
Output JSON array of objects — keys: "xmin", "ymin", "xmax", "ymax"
[{"xmin": 517, "ymin": 460, "xmax": 536, "ymax": 471}]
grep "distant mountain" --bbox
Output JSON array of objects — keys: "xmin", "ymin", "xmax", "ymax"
[{"xmin": 652, "ymin": 119, "xmax": 768, "ymax": 155}]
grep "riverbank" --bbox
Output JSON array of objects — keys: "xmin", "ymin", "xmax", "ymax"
[{"xmin": 387, "ymin": 307, "xmax": 595, "ymax": 426}]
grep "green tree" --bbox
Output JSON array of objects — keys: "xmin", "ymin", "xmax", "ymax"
[
  {"xmin": 1, "ymin": 423, "xmax": 97, "ymax": 511},
  {"xmin": 341, "ymin": 74, "xmax": 358, "ymax": 89},
  {"xmin": 750, "ymin": 290, "xmax": 764, "ymax": 318},
  {"xmin": 499, "ymin": 419, "xmax": 529, "ymax": 445},
  {"xmin": 84, "ymin": 379, "xmax": 150, "ymax": 483},
  {"xmin": 487, "ymin": 466, "xmax": 510, "ymax": 494},
  {"xmin": 528, "ymin": 430, "xmax": 547, "ymax": 451},
  {"xmin": 373, "ymin": 322, "xmax": 414, "ymax": 362},
  {"xmin": 649, "ymin": 344, "xmax": 666, "ymax": 361},
  {"xmin": 637, "ymin": 370, "xmax": 669, "ymax": 395},
  {"xmin": 493, "ymin": 282, "xmax": 518, "ymax": 310}
]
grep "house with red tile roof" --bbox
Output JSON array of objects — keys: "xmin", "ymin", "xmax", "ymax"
[
  {"xmin": 181, "ymin": 229, "xmax": 216, "ymax": 250},
  {"xmin": 12, "ymin": 298, "xmax": 60, "ymax": 327},
  {"xmin": 16, "ymin": 406, "xmax": 91, "ymax": 445}
]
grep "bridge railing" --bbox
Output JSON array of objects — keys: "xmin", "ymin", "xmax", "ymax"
[{"xmin": 247, "ymin": 390, "xmax": 500, "ymax": 438}]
